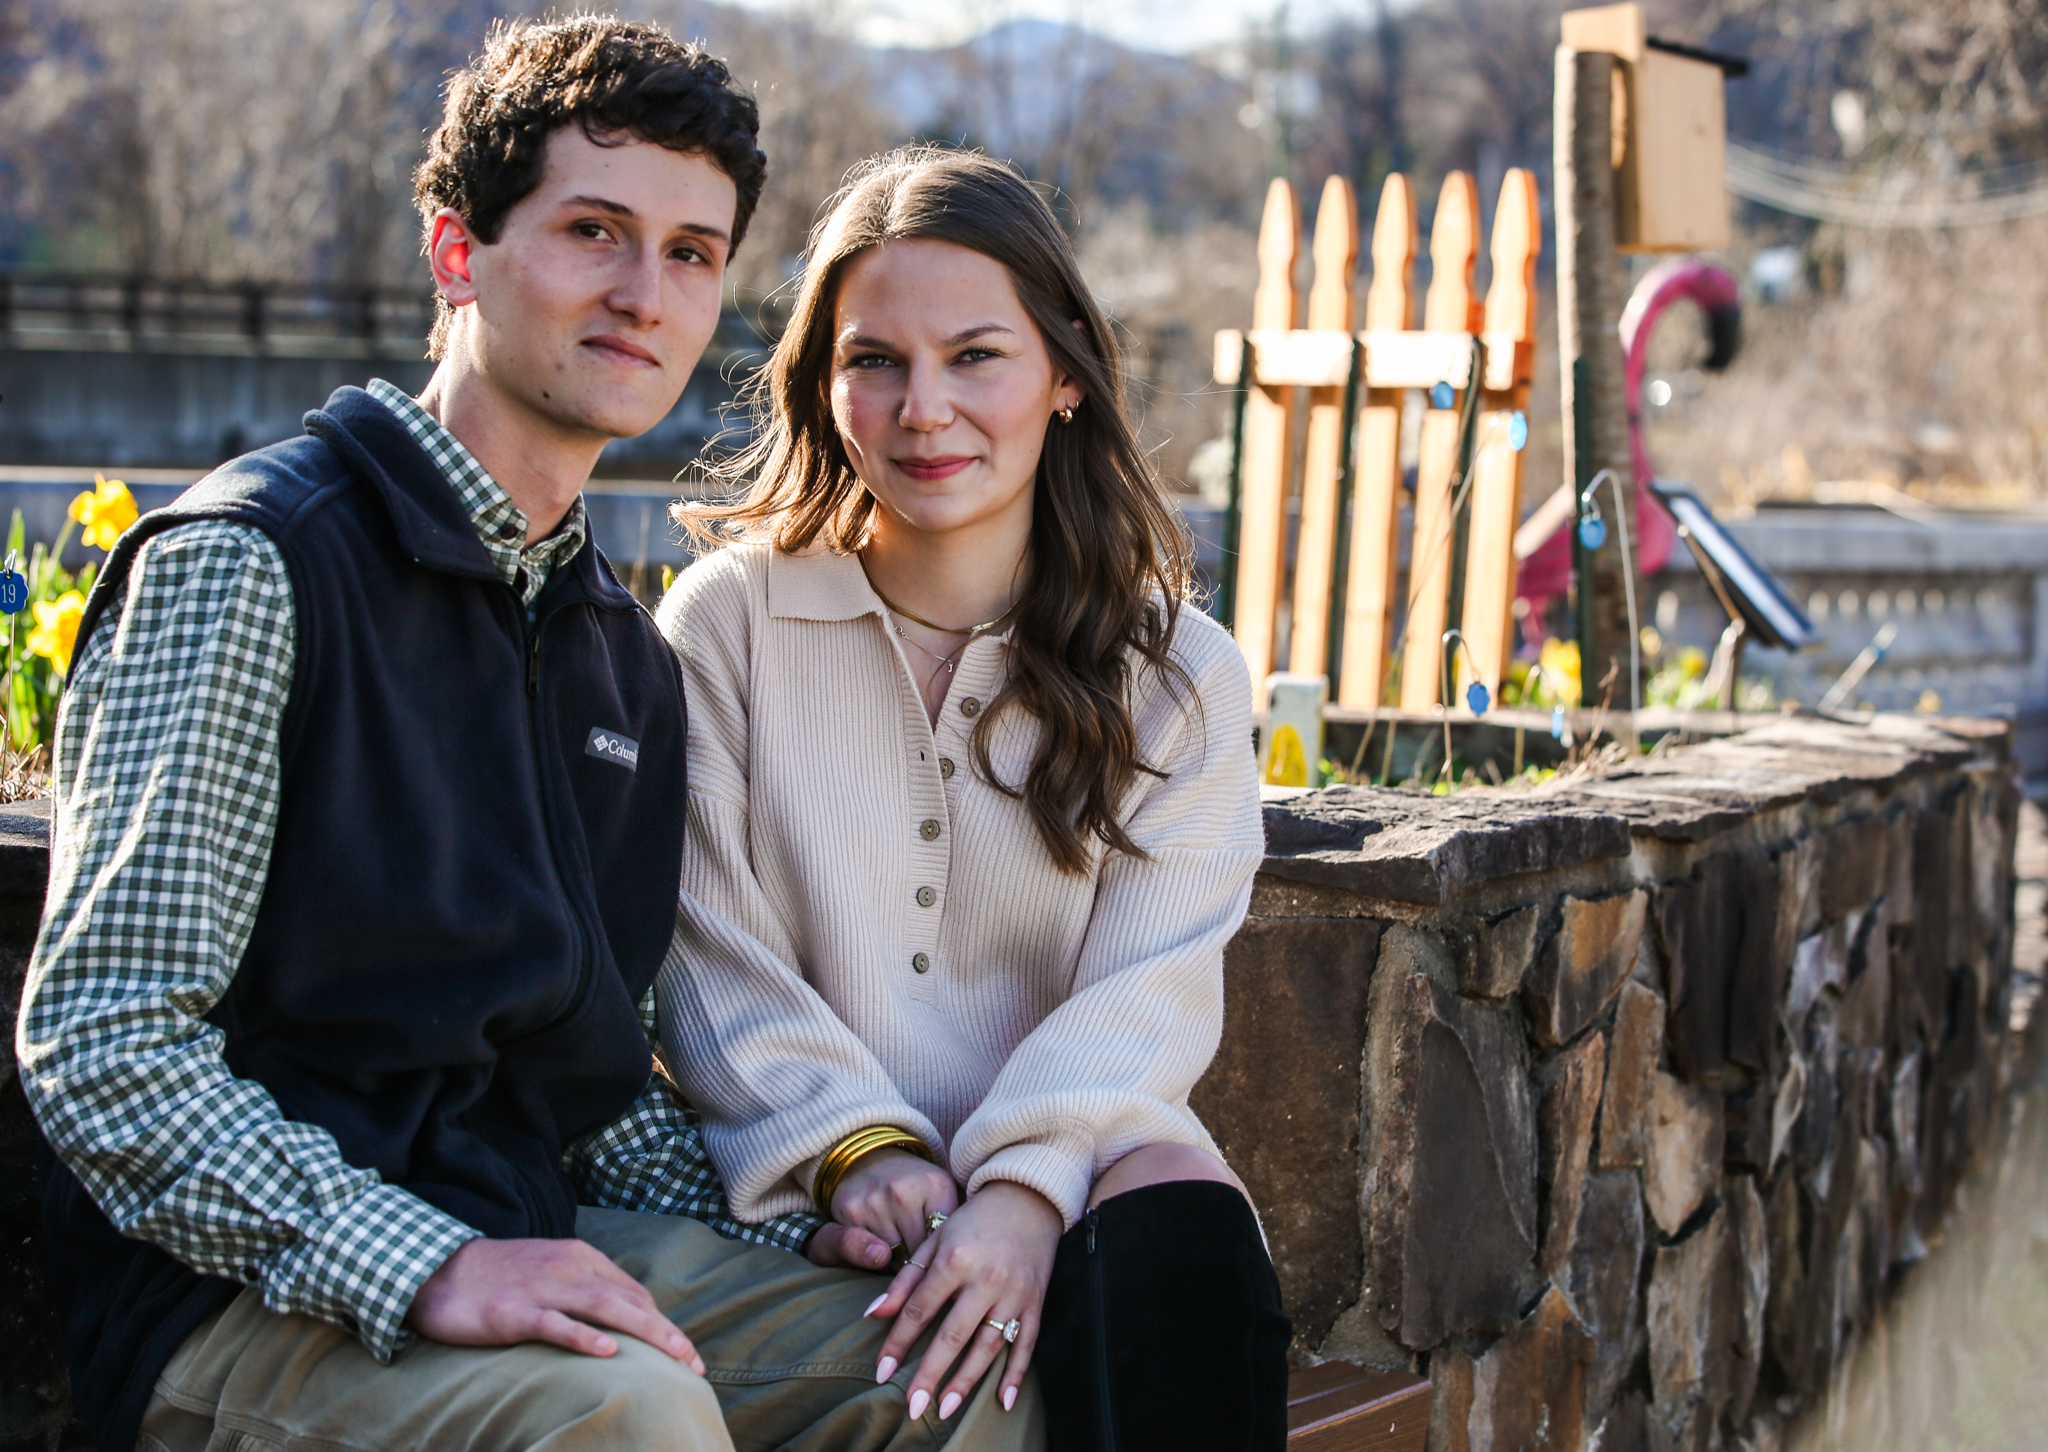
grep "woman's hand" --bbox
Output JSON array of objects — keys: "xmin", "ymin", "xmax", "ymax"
[
  {"xmin": 832, "ymin": 1147, "xmax": 961, "ymax": 1257},
  {"xmin": 865, "ymin": 1181, "xmax": 1061, "ymax": 1421},
  {"xmin": 805, "ymin": 1222, "xmax": 896, "ymax": 1271}
]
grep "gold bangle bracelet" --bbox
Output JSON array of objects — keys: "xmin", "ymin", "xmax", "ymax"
[{"xmin": 812, "ymin": 1126, "xmax": 935, "ymax": 1214}]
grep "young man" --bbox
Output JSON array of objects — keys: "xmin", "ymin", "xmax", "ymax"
[{"xmin": 17, "ymin": 18, "xmax": 1031, "ymax": 1452}]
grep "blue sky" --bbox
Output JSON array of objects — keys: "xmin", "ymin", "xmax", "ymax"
[{"xmin": 729, "ymin": 0, "xmax": 1364, "ymax": 55}]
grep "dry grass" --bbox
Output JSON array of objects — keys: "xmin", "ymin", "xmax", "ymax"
[
  {"xmin": 1643, "ymin": 216, "xmax": 2048, "ymax": 506},
  {"xmin": 0, "ymin": 745, "xmax": 48, "ymax": 803}
]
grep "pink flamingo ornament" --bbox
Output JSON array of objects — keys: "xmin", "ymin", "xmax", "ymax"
[{"xmin": 1515, "ymin": 258, "xmax": 1741, "ymax": 636}]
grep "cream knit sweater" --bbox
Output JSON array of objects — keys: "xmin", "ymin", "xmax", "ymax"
[{"xmin": 654, "ymin": 544, "xmax": 1263, "ymax": 1228}]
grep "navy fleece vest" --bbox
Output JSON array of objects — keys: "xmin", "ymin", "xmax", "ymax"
[{"xmin": 42, "ymin": 387, "xmax": 688, "ymax": 1452}]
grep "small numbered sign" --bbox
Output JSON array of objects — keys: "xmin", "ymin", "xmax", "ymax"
[
  {"xmin": 1428, "ymin": 381, "xmax": 1456, "ymax": 411},
  {"xmin": 1507, "ymin": 411, "xmax": 1529, "ymax": 452},
  {"xmin": 1466, "ymin": 681, "xmax": 1490, "ymax": 715},
  {"xmin": 1578, "ymin": 516, "xmax": 1608, "ymax": 551},
  {"xmin": 0, "ymin": 572, "xmax": 26, "ymax": 615}
]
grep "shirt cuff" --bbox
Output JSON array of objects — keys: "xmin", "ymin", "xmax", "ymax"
[
  {"xmin": 260, "ymin": 1182, "xmax": 479, "ymax": 1362},
  {"xmin": 965, "ymin": 1127, "xmax": 1098, "ymax": 1230}
]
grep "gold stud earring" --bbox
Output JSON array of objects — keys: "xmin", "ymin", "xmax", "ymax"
[{"xmin": 1057, "ymin": 405, "xmax": 1076, "ymax": 424}]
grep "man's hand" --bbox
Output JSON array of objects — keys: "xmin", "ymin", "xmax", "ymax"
[{"xmin": 407, "ymin": 1237, "xmax": 705, "ymax": 1373}]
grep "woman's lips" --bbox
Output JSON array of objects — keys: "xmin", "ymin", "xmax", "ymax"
[{"xmin": 896, "ymin": 456, "xmax": 974, "ymax": 481}]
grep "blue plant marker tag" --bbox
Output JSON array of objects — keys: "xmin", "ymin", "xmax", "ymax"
[
  {"xmin": 1429, "ymin": 381, "xmax": 1456, "ymax": 411},
  {"xmin": 1507, "ymin": 411, "xmax": 1529, "ymax": 451},
  {"xmin": 1467, "ymin": 681, "xmax": 1490, "ymax": 715},
  {"xmin": 0, "ymin": 572, "xmax": 26, "ymax": 615},
  {"xmin": 1578, "ymin": 516, "xmax": 1608, "ymax": 551},
  {"xmin": 1551, "ymin": 704, "xmax": 1567, "ymax": 739}
]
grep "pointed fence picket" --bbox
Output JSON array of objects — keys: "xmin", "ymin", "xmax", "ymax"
[{"xmin": 1214, "ymin": 168, "xmax": 1541, "ymax": 717}]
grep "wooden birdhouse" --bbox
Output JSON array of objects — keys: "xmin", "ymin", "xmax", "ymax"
[{"xmin": 1561, "ymin": 3, "xmax": 1746, "ymax": 252}]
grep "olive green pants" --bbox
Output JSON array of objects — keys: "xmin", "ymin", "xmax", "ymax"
[{"xmin": 139, "ymin": 1207, "xmax": 1044, "ymax": 1452}]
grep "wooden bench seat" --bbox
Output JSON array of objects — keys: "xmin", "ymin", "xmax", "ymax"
[{"xmin": 1286, "ymin": 1362, "xmax": 1431, "ymax": 1452}]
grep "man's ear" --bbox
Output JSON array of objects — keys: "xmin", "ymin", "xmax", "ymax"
[{"xmin": 429, "ymin": 208, "xmax": 481, "ymax": 310}]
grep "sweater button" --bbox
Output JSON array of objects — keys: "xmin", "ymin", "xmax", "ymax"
[
  {"xmin": 916, "ymin": 886, "xmax": 937, "ymax": 908},
  {"xmin": 939, "ymin": 757, "xmax": 955, "ymax": 780},
  {"xmin": 912, "ymin": 952, "xmax": 931, "ymax": 974},
  {"xmin": 959, "ymin": 696, "xmax": 982, "ymax": 718},
  {"xmin": 919, "ymin": 818, "xmax": 941, "ymax": 841}
]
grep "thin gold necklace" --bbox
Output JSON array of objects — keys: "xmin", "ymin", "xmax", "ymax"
[
  {"xmin": 890, "ymin": 615, "xmax": 972, "ymax": 678},
  {"xmin": 859, "ymin": 558, "xmax": 1018, "ymax": 637}
]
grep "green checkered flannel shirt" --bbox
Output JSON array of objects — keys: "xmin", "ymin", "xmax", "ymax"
[{"xmin": 15, "ymin": 380, "xmax": 821, "ymax": 1365}]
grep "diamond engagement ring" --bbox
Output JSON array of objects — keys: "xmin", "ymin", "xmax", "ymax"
[
  {"xmin": 926, "ymin": 1212, "xmax": 948, "ymax": 1233},
  {"xmin": 987, "ymin": 1317, "xmax": 1021, "ymax": 1344}
]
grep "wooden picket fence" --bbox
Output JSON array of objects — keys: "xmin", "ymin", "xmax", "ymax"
[{"xmin": 1213, "ymin": 168, "xmax": 1541, "ymax": 714}]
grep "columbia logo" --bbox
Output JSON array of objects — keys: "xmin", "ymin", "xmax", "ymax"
[{"xmin": 585, "ymin": 727, "xmax": 640, "ymax": 770}]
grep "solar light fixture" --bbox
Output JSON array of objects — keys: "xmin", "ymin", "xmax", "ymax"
[{"xmin": 1647, "ymin": 480, "xmax": 1820, "ymax": 651}]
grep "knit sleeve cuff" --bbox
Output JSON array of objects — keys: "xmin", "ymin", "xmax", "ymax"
[
  {"xmin": 964, "ymin": 1126, "xmax": 1098, "ymax": 1230},
  {"xmin": 261, "ymin": 1183, "xmax": 479, "ymax": 1362}
]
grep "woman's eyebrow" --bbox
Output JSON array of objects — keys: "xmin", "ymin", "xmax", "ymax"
[
  {"xmin": 944, "ymin": 324, "xmax": 1016, "ymax": 346},
  {"xmin": 836, "ymin": 324, "xmax": 1016, "ymax": 351}
]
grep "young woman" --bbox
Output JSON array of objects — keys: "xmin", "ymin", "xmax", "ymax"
[{"xmin": 657, "ymin": 146, "xmax": 1287, "ymax": 1448}]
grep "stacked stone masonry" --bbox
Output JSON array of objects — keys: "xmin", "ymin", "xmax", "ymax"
[
  {"xmin": 1191, "ymin": 714, "xmax": 2019, "ymax": 1452},
  {"xmin": 0, "ymin": 715, "xmax": 2022, "ymax": 1450}
]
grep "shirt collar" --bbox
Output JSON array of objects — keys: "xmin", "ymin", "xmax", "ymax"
[
  {"xmin": 766, "ymin": 546, "xmax": 886, "ymax": 622},
  {"xmin": 365, "ymin": 378, "xmax": 588, "ymax": 605},
  {"xmin": 765, "ymin": 546, "xmax": 1019, "ymax": 649}
]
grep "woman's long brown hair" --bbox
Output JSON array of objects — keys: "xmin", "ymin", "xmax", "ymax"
[{"xmin": 678, "ymin": 146, "xmax": 1197, "ymax": 874}]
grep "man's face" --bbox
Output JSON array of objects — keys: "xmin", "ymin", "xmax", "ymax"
[{"xmin": 449, "ymin": 126, "xmax": 738, "ymax": 443}]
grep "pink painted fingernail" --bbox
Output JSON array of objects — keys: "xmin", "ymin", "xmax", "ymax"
[
  {"xmin": 864, "ymin": 1293, "xmax": 889, "ymax": 1318},
  {"xmin": 875, "ymin": 1356, "xmax": 898, "ymax": 1385},
  {"xmin": 907, "ymin": 1389, "xmax": 930, "ymax": 1420},
  {"xmin": 938, "ymin": 1392, "xmax": 962, "ymax": 1420},
  {"xmin": 1002, "ymin": 1385, "xmax": 1018, "ymax": 1412}
]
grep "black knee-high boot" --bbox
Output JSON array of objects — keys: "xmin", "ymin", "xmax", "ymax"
[{"xmin": 1036, "ymin": 1180, "xmax": 1290, "ymax": 1452}]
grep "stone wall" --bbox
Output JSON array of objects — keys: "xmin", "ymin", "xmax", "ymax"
[
  {"xmin": 0, "ymin": 715, "xmax": 2022, "ymax": 1452},
  {"xmin": 0, "ymin": 800, "xmax": 72, "ymax": 1452},
  {"xmin": 1192, "ymin": 714, "xmax": 2020, "ymax": 1451}
]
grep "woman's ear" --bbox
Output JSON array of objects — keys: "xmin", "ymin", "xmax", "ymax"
[{"xmin": 1053, "ymin": 318, "xmax": 1089, "ymax": 414}]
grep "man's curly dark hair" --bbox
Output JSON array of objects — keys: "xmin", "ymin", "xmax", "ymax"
[{"xmin": 414, "ymin": 15, "xmax": 767, "ymax": 358}]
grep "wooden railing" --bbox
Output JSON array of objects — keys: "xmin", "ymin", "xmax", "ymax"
[{"xmin": 0, "ymin": 272, "xmax": 437, "ymax": 358}]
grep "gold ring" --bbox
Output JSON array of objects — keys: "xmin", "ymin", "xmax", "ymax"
[{"xmin": 987, "ymin": 1317, "xmax": 1020, "ymax": 1344}]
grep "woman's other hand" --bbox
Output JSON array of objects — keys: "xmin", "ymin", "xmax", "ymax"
[
  {"xmin": 832, "ymin": 1146, "xmax": 960, "ymax": 1255},
  {"xmin": 805, "ymin": 1221, "xmax": 896, "ymax": 1271},
  {"xmin": 866, "ymin": 1181, "xmax": 1060, "ymax": 1422}
]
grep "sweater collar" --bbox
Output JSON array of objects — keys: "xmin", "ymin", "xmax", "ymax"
[
  {"xmin": 766, "ymin": 546, "xmax": 1018, "ymax": 644},
  {"xmin": 767, "ymin": 546, "xmax": 884, "ymax": 622}
]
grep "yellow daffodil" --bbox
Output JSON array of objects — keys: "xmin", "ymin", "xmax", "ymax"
[
  {"xmin": 1537, "ymin": 637, "xmax": 1582, "ymax": 707},
  {"xmin": 69, "ymin": 475, "xmax": 139, "ymax": 551},
  {"xmin": 28, "ymin": 590, "xmax": 86, "ymax": 674}
]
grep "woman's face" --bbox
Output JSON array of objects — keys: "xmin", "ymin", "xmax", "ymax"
[{"xmin": 829, "ymin": 237, "xmax": 1080, "ymax": 542}]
